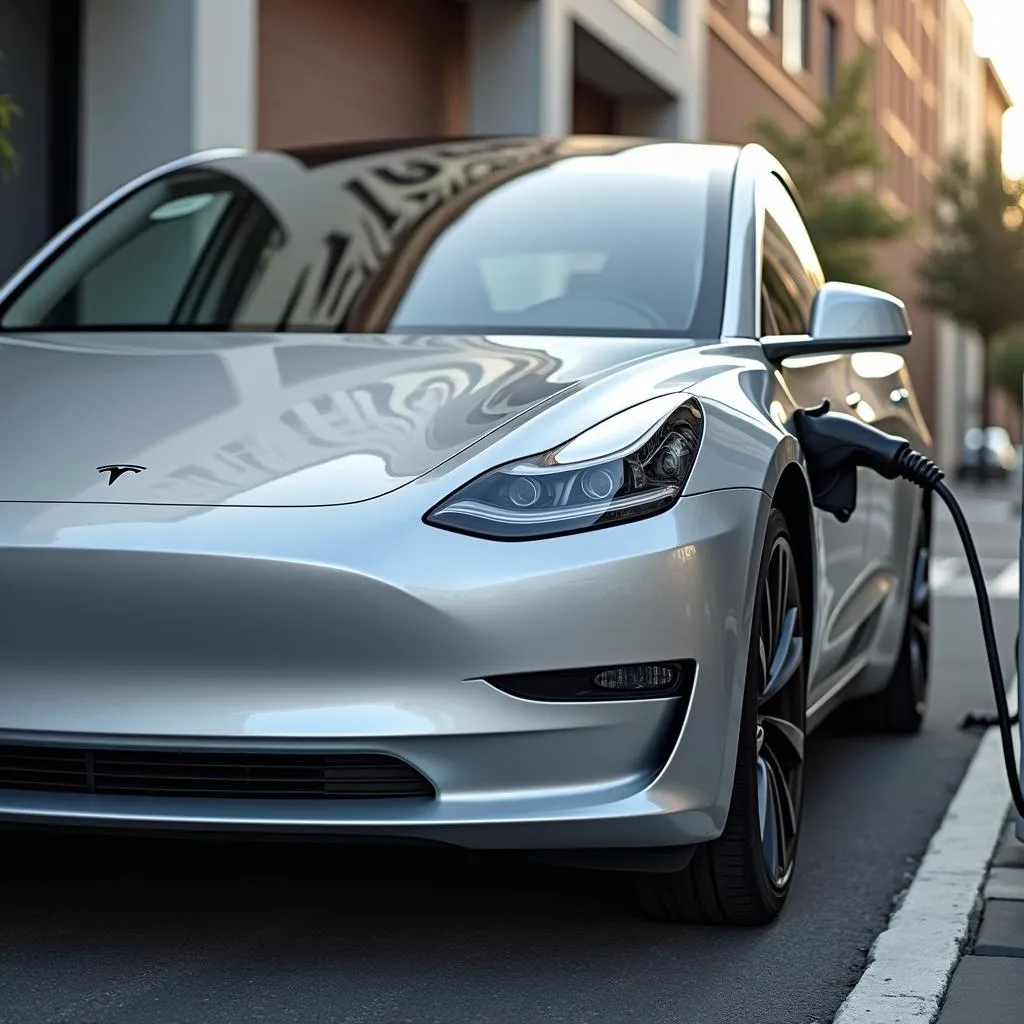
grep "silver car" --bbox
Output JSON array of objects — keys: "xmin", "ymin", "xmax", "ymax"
[{"xmin": 0, "ymin": 137, "xmax": 931, "ymax": 925}]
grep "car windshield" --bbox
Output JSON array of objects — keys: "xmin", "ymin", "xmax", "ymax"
[{"xmin": 0, "ymin": 139, "xmax": 735, "ymax": 339}]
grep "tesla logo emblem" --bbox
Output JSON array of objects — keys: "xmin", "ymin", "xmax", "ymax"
[{"xmin": 97, "ymin": 464, "xmax": 146, "ymax": 486}]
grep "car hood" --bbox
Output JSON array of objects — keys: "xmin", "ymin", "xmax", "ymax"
[{"xmin": 0, "ymin": 331, "xmax": 689, "ymax": 506}]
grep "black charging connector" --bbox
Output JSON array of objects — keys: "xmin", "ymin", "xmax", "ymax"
[{"xmin": 793, "ymin": 400, "xmax": 1024, "ymax": 819}]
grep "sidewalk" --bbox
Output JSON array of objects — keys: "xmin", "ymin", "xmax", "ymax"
[
  {"xmin": 934, "ymin": 484, "xmax": 1024, "ymax": 1023},
  {"xmin": 935, "ymin": 812, "xmax": 1024, "ymax": 1023}
]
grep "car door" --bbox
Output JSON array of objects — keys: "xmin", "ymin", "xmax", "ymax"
[
  {"xmin": 759, "ymin": 174, "xmax": 875, "ymax": 697},
  {"xmin": 851, "ymin": 348, "xmax": 930, "ymax": 589}
]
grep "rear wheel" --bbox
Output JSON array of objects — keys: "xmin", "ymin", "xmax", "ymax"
[{"xmin": 631, "ymin": 509, "xmax": 807, "ymax": 925}]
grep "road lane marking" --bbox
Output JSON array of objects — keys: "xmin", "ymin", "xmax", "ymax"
[
  {"xmin": 989, "ymin": 563, "xmax": 1020, "ymax": 598},
  {"xmin": 929, "ymin": 557, "xmax": 962, "ymax": 590},
  {"xmin": 831, "ymin": 723, "xmax": 1012, "ymax": 1024},
  {"xmin": 931, "ymin": 559, "xmax": 1019, "ymax": 600}
]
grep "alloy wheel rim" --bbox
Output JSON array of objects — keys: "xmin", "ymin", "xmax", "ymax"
[{"xmin": 755, "ymin": 535, "xmax": 806, "ymax": 890}]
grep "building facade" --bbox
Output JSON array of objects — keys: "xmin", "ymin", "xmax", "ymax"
[
  {"xmin": 705, "ymin": 0, "xmax": 943, "ymax": 433},
  {"xmin": 706, "ymin": 0, "xmax": 860, "ymax": 145},
  {"xmin": 0, "ymin": 0, "xmax": 707, "ymax": 282},
  {"xmin": 982, "ymin": 57, "xmax": 1012, "ymax": 157},
  {"xmin": 869, "ymin": 0, "xmax": 941, "ymax": 437},
  {"xmin": 979, "ymin": 58, "xmax": 1016, "ymax": 445},
  {"xmin": 934, "ymin": 48, "xmax": 1013, "ymax": 470},
  {"xmin": 935, "ymin": 0, "xmax": 983, "ymax": 472}
]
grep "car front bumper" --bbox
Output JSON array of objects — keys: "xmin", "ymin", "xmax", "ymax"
[{"xmin": 0, "ymin": 486, "xmax": 768, "ymax": 849}]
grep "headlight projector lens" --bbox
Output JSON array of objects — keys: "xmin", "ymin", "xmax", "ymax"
[
  {"xmin": 508, "ymin": 476, "xmax": 542, "ymax": 508},
  {"xmin": 581, "ymin": 467, "xmax": 616, "ymax": 501}
]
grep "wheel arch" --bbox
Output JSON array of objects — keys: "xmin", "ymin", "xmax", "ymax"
[{"xmin": 769, "ymin": 461, "xmax": 818, "ymax": 662}]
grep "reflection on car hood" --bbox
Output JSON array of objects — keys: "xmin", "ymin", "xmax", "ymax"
[{"xmin": 0, "ymin": 330, "xmax": 686, "ymax": 507}]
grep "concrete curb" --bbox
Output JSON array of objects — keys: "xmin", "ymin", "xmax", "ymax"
[{"xmin": 831, "ymin": 727, "xmax": 1011, "ymax": 1024}]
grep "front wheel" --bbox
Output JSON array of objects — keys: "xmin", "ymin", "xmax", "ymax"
[{"xmin": 631, "ymin": 509, "xmax": 807, "ymax": 925}]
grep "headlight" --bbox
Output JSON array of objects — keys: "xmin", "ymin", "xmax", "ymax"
[{"xmin": 424, "ymin": 397, "xmax": 704, "ymax": 540}]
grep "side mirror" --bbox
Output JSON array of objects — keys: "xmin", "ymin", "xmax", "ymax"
[{"xmin": 762, "ymin": 282, "xmax": 912, "ymax": 363}]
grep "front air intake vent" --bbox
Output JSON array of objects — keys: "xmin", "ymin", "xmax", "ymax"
[{"xmin": 0, "ymin": 745, "xmax": 436, "ymax": 800}]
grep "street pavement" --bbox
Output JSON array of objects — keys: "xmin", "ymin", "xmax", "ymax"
[
  {"xmin": 936, "ymin": 815, "xmax": 1024, "ymax": 1024},
  {"xmin": 0, "ymin": 481, "xmax": 1019, "ymax": 1024}
]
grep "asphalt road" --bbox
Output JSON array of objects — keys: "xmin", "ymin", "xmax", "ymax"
[{"xmin": 0, "ymin": 484, "xmax": 1019, "ymax": 1024}]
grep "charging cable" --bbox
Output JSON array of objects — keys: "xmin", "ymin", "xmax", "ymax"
[{"xmin": 793, "ymin": 400, "xmax": 1024, "ymax": 819}]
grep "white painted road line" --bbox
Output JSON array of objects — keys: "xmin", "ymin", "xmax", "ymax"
[
  {"xmin": 989, "ymin": 562, "xmax": 1020, "ymax": 599},
  {"xmin": 930, "ymin": 558, "xmax": 962, "ymax": 591},
  {"xmin": 930, "ymin": 559, "xmax": 1020, "ymax": 600},
  {"xmin": 831, "ymin": 726, "xmax": 1011, "ymax": 1024}
]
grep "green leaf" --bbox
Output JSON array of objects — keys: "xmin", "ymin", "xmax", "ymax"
[
  {"xmin": 990, "ymin": 323, "xmax": 1024, "ymax": 408},
  {"xmin": 918, "ymin": 140, "xmax": 1024, "ymax": 342},
  {"xmin": 0, "ymin": 49, "xmax": 20, "ymax": 180}
]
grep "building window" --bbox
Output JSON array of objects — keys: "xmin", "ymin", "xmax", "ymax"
[
  {"xmin": 661, "ymin": 0, "xmax": 680, "ymax": 33},
  {"xmin": 783, "ymin": 0, "xmax": 811, "ymax": 73},
  {"xmin": 630, "ymin": 0, "xmax": 680, "ymax": 32},
  {"xmin": 749, "ymin": 0, "xmax": 777, "ymax": 37},
  {"xmin": 822, "ymin": 12, "xmax": 840, "ymax": 97}
]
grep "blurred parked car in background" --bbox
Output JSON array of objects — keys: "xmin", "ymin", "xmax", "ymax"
[{"xmin": 957, "ymin": 426, "xmax": 1018, "ymax": 481}]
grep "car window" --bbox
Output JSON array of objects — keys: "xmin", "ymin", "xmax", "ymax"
[
  {"xmin": 0, "ymin": 170, "xmax": 279, "ymax": 330},
  {"xmin": 0, "ymin": 142, "xmax": 736, "ymax": 339},
  {"xmin": 386, "ymin": 159, "xmax": 731, "ymax": 337},
  {"xmin": 763, "ymin": 253, "xmax": 808, "ymax": 335},
  {"xmin": 760, "ymin": 284, "xmax": 780, "ymax": 336},
  {"xmin": 760, "ymin": 173, "xmax": 824, "ymax": 337},
  {"xmin": 477, "ymin": 251, "xmax": 610, "ymax": 312}
]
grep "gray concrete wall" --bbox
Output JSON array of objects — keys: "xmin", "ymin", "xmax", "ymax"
[
  {"xmin": 468, "ymin": 0, "xmax": 570, "ymax": 135},
  {"xmin": 468, "ymin": 0, "xmax": 704, "ymax": 142},
  {"xmin": 79, "ymin": 0, "xmax": 194, "ymax": 209},
  {"xmin": 79, "ymin": 0, "xmax": 256, "ymax": 210}
]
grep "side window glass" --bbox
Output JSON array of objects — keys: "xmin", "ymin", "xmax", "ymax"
[
  {"xmin": 764, "ymin": 214, "xmax": 813, "ymax": 334},
  {"xmin": 75, "ymin": 189, "xmax": 234, "ymax": 326},
  {"xmin": 761, "ymin": 173, "xmax": 824, "ymax": 337},
  {"xmin": 0, "ymin": 171, "xmax": 271, "ymax": 329},
  {"xmin": 763, "ymin": 255, "xmax": 807, "ymax": 335},
  {"xmin": 760, "ymin": 284, "xmax": 779, "ymax": 336}
]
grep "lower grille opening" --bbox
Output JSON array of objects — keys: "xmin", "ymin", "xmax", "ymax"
[{"xmin": 0, "ymin": 745, "xmax": 436, "ymax": 800}]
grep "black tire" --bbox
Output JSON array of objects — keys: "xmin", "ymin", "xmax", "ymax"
[
  {"xmin": 631, "ymin": 509, "xmax": 807, "ymax": 925},
  {"xmin": 831, "ymin": 502, "xmax": 931, "ymax": 736}
]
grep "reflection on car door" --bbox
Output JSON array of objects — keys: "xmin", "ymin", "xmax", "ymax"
[
  {"xmin": 760, "ymin": 175, "xmax": 873, "ymax": 698},
  {"xmin": 852, "ymin": 349, "xmax": 928, "ymax": 587}
]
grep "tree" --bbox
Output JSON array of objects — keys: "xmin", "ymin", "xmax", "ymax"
[
  {"xmin": 918, "ymin": 141, "xmax": 1024, "ymax": 480},
  {"xmin": 990, "ymin": 323, "xmax": 1024, "ymax": 412},
  {"xmin": 750, "ymin": 52, "xmax": 913, "ymax": 288},
  {"xmin": 0, "ymin": 50, "xmax": 20, "ymax": 180}
]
